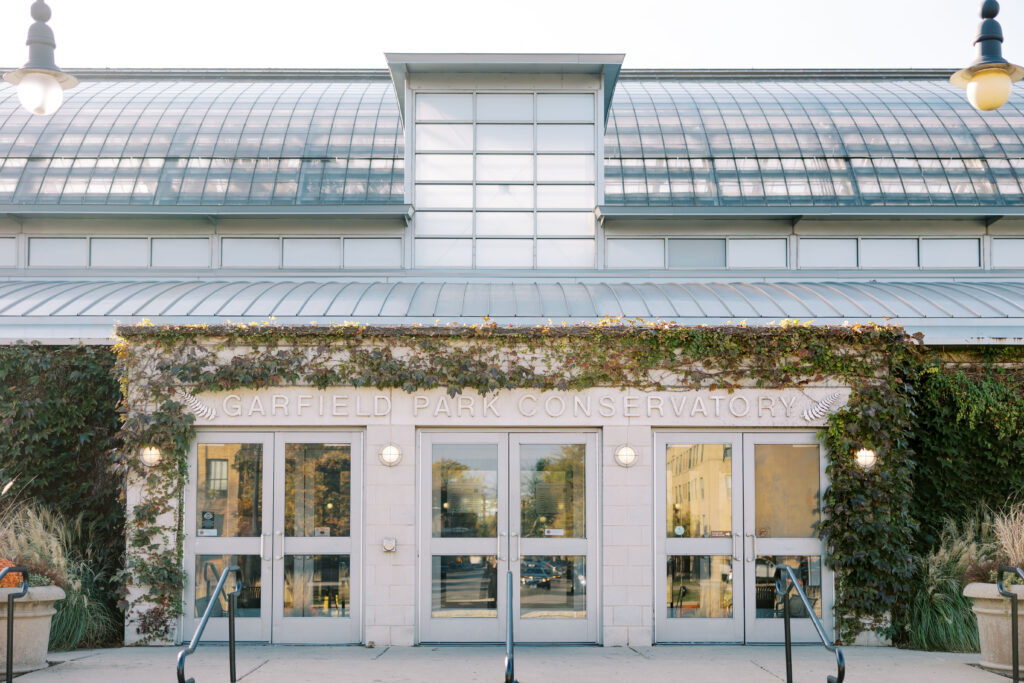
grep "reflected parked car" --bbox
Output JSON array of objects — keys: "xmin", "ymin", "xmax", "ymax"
[{"xmin": 520, "ymin": 562, "xmax": 553, "ymax": 589}]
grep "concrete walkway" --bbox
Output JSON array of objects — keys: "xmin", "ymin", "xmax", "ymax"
[{"xmin": 17, "ymin": 644, "xmax": 1006, "ymax": 682}]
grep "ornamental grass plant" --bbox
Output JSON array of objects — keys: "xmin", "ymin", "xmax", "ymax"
[
  {"xmin": 0, "ymin": 499, "xmax": 119, "ymax": 650},
  {"xmin": 905, "ymin": 514, "xmax": 999, "ymax": 652}
]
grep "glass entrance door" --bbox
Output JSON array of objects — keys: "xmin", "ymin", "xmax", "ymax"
[
  {"xmin": 655, "ymin": 432, "xmax": 831, "ymax": 644},
  {"xmin": 419, "ymin": 432, "xmax": 598, "ymax": 643},
  {"xmin": 184, "ymin": 431, "xmax": 361, "ymax": 643},
  {"xmin": 743, "ymin": 433, "xmax": 829, "ymax": 643},
  {"xmin": 271, "ymin": 433, "xmax": 361, "ymax": 643},
  {"xmin": 655, "ymin": 434, "xmax": 742, "ymax": 643}
]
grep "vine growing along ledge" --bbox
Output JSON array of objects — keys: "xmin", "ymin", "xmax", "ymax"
[{"xmin": 114, "ymin": 320, "xmax": 922, "ymax": 643}]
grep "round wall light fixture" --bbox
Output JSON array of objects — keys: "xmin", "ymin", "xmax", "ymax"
[
  {"xmin": 378, "ymin": 444, "xmax": 403, "ymax": 467},
  {"xmin": 854, "ymin": 448, "xmax": 877, "ymax": 470},
  {"xmin": 140, "ymin": 446, "xmax": 163, "ymax": 468},
  {"xmin": 614, "ymin": 444, "xmax": 639, "ymax": 468}
]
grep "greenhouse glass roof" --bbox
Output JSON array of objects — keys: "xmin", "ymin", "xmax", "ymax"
[
  {"xmin": 0, "ymin": 78, "xmax": 404, "ymax": 206},
  {"xmin": 0, "ymin": 72, "xmax": 1023, "ymax": 208}
]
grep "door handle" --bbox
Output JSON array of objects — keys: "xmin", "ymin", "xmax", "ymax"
[
  {"xmin": 498, "ymin": 532, "xmax": 506, "ymax": 561},
  {"xmin": 732, "ymin": 532, "xmax": 740, "ymax": 562},
  {"xmin": 261, "ymin": 534, "xmax": 270, "ymax": 561},
  {"xmin": 511, "ymin": 532, "xmax": 520, "ymax": 562},
  {"xmin": 745, "ymin": 533, "xmax": 755, "ymax": 562}
]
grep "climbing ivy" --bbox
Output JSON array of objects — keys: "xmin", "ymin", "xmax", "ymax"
[{"xmin": 114, "ymin": 319, "xmax": 922, "ymax": 643}]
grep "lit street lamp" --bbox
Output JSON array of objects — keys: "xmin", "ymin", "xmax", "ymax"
[
  {"xmin": 952, "ymin": 0, "xmax": 1023, "ymax": 111},
  {"xmin": 2, "ymin": 0, "xmax": 77, "ymax": 116}
]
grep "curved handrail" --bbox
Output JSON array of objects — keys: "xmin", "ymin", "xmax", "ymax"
[
  {"xmin": 775, "ymin": 565, "xmax": 845, "ymax": 683},
  {"xmin": 997, "ymin": 566, "xmax": 1024, "ymax": 683},
  {"xmin": 0, "ymin": 566, "xmax": 30, "ymax": 683},
  {"xmin": 504, "ymin": 570, "xmax": 517, "ymax": 683},
  {"xmin": 177, "ymin": 565, "xmax": 242, "ymax": 683}
]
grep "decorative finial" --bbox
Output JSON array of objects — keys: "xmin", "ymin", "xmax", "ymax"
[
  {"xmin": 951, "ymin": 0, "xmax": 1024, "ymax": 110},
  {"xmin": 2, "ymin": 0, "xmax": 78, "ymax": 115},
  {"xmin": 30, "ymin": 1, "xmax": 52, "ymax": 24}
]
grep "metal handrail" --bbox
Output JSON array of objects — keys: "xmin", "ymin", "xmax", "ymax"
[
  {"xmin": 504, "ymin": 570, "xmax": 517, "ymax": 683},
  {"xmin": 176, "ymin": 565, "xmax": 242, "ymax": 683},
  {"xmin": 775, "ymin": 565, "xmax": 845, "ymax": 683},
  {"xmin": 0, "ymin": 566, "xmax": 30, "ymax": 683},
  {"xmin": 998, "ymin": 566, "xmax": 1024, "ymax": 683}
]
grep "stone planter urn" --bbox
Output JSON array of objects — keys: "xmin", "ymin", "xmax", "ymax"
[
  {"xmin": 0, "ymin": 585, "xmax": 65, "ymax": 674},
  {"xmin": 964, "ymin": 582, "xmax": 1024, "ymax": 673}
]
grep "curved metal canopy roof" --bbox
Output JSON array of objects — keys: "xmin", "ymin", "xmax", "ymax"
[
  {"xmin": 0, "ymin": 278, "xmax": 1021, "ymax": 345},
  {"xmin": 1, "ymin": 72, "xmax": 1023, "ymax": 209}
]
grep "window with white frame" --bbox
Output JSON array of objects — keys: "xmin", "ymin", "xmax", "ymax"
[{"xmin": 412, "ymin": 92, "xmax": 597, "ymax": 269}]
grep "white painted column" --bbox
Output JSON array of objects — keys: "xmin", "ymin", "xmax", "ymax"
[
  {"xmin": 601, "ymin": 423, "xmax": 653, "ymax": 646},
  {"xmin": 363, "ymin": 422, "xmax": 417, "ymax": 646}
]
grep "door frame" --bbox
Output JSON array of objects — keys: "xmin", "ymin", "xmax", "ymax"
[
  {"xmin": 652, "ymin": 430, "xmax": 834, "ymax": 644},
  {"xmin": 271, "ymin": 431, "xmax": 363, "ymax": 644},
  {"xmin": 183, "ymin": 429, "xmax": 364, "ymax": 644},
  {"xmin": 416, "ymin": 429, "xmax": 601, "ymax": 644},
  {"xmin": 654, "ymin": 432, "xmax": 743, "ymax": 643},
  {"xmin": 183, "ymin": 431, "xmax": 274, "ymax": 643},
  {"xmin": 742, "ymin": 431, "xmax": 832, "ymax": 644}
]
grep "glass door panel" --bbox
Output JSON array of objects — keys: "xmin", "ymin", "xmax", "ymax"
[
  {"xmin": 419, "ymin": 433, "xmax": 507, "ymax": 642},
  {"xmin": 655, "ymin": 434, "xmax": 743, "ymax": 642},
  {"xmin": 272, "ymin": 433, "xmax": 361, "ymax": 643},
  {"xmin": 184, "ymin": 434, "xmax": 273, "ymax": 642},
  {"xmin": 510, "ymin": 434, "xmax": 598, "ymax": 643},
  {"xmin": 744, "ymin": 434, "xmax": 831, "ymax": 643}
]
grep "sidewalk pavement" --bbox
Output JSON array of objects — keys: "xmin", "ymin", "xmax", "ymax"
[{"xmin": 18, "ymin": 644, "xmax": 1005, "ymax": 682}]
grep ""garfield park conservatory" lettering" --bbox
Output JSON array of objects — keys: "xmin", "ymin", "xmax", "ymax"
[{"xmin": 195, "ymin": 387, "xmax": 851, "ymax": 428}]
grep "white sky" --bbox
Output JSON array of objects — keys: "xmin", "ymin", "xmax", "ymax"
[{"xmin": 0, "ymin": 0, "xmax": 1021, "ymax": 71}]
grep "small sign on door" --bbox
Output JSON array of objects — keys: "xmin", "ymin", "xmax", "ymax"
[
  {"xmin": 198, "ymin": 511, "xmax": 217, "ymax": 536},
  {"xmin": 314, "ymin": 527, "xmax": 331, "ymax": 537},
  {"xmin": 543, "ymin": 529, "xmax": 564, "ymax": 537}
]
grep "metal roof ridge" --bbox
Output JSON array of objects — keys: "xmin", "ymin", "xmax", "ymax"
[
  {"xmin": 619, "ymin": 68, "xmax": 959, "ymax": 80},
  {"xmin": 0, "ymin": 68, "xmax": 394, "ymax": 80},
  {"xmin": 0, "ymin": 67, "xmax": 960, "ymax": 81}
]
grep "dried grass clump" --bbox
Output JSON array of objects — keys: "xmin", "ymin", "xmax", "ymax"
[{"xmin": 994, "ymin": 503, "xmax": 1024, "ymax": 568}]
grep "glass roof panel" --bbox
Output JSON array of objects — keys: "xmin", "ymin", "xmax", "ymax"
[
  {"xmin": 606, "ymin": 78, "xmax": 1024, "ymax": 206},
  {"xmin": 1, "ymin": 75, "xmax": 1022, "ymax": 207},
  {"xmin": 0, "ymin": 78, "xmax": 404, "ymax": 206}
]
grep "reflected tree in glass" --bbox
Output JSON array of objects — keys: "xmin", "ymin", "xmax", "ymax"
[
  {"xmin": 520, "ymin": 445, "xmax": 585, "ymax": 538},
  {"xmin": 284, "ymin": 443, "xmax": 350, "ymax": 537},
  {"xmin": 432, "ymin": 446, "xmax": 498, "ymax": 538}
]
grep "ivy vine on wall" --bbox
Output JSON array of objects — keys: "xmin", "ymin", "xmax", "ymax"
[{"xmin": 114, "ymin": 319, "xmax": 921, "ymax": 643}]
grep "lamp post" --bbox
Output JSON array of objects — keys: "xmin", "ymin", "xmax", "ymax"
[
  {"xmin": 952, "ymin": 0, "xmax": 1023, "ymax": 111},
  {"xmin": 2, "ymin": 0, "xmax": 77, "ymax": 116}
]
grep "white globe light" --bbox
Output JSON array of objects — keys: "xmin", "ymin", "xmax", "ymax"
[
  {"xmin": 16, "ymin": 72, "xmax": 64, "ymax": 116},
  {"xmin": 614, "ymin": 445, "xmax": 639, "ymax": 468},
  {"xmin": 967, "ymin": 68, "xmax": 1013, "ymax": 111},
  {"xmin": 140, "ymin": 447, "xmax": 163, "ymax": 468},
  {"xmin": 378, "ymin": 444, "xmax": 403, "ymax": 467},
  {"xmin": 854, "ymin": 448, "xmax": 877, "ymax": 470}
]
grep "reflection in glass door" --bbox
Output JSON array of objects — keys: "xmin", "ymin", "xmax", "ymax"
[
  {"xmin": 272, "ymin": 433, "xmax": 361, "ymax": 643},
  {"xmin": 744, "ymin": 433, "xmax": 828, "ymax": 643},
  {"xmin": 185, "ymin": 433, "xmax": 273, "ymax": 642},
  {"xmin": 655, "ymin": 432, "xmax": 831, "ymax": 644},
  {"xmin": 655, "ymin": 434, "xmax": 742, "ymax": 642},
  {"xmin": 418, "ymin": 432, "xmax": 597, "ymax": 643},
  {"xmin": 511, "ymin": 435, "xmax": 598, "ymax": 643},
  {"xmin": 184, "ymin": 432, "xmax": 361, "ymax": 643},
  {"xmin": 421, "ymin": 434, "xmax": 507, "ymax": 642}
]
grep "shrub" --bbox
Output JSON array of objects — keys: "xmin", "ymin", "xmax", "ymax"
[
  {"xmin": 910, "ymin": 367, "xmax": 1024, "ymax": 553},
  {"xmin": 0, "ymin": 344, "xmax": 123, "ymax": 644}
]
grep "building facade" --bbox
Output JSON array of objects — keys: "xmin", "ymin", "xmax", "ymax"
[{"xmin": 1, "ymin": 54, "xmax": 1023, "ymax": 647}]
